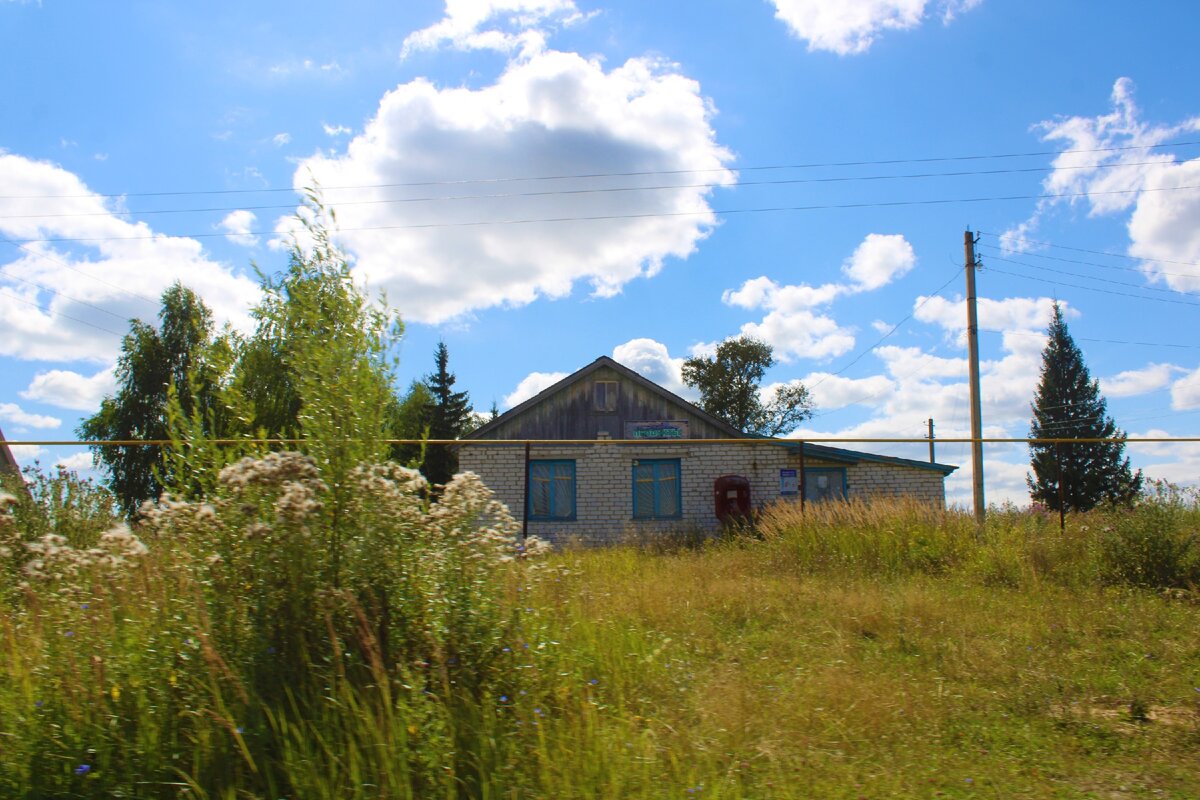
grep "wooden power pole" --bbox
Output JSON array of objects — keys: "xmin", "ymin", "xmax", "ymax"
[{"xmin": 964, "ymin": 230, "xmax": 985, "ymax": 523}]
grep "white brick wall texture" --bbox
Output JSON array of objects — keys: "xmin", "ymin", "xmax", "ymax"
[{"xmin": 460, "ymin": 442, "xmax": 948, "ymax": 547}]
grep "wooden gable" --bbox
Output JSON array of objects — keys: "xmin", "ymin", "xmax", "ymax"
[
  {"xmin": 0, "ymin": 423, "xmax": 19, "ymax": 476},
  {"xmin": 468, "ymin": 356, "xmax": 742, "ymax": 441}
]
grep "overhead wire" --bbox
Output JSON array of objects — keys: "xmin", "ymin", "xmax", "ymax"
[
  {"xmin": 0, "ymin": 288, "xmax": 126, "ymax": 338},
  {"xmin": 9, "ymin": 183, "xmax": 1200, "ymax": 246},
  {"xmin": 985, "ymin": 266, "xmax": 1200, "ymax": 307},
  {"xmin": 1, "ymin": 237, "xmax": 162, "ymax": 309},
  {"xmin": 1, "ymin": 158, "xmax": 1182, "ymax": 221},
  {"xmin": 979, "ymin": 327, "xmax": 1200, "ymax": 350},
  {"xmin": 4, "ymin": 138, "xmax": 1197, "ymax": 200},
  {"xmin": 983, "ymin": 253, "xmax": 1200, "ymax": 299},
  {"xmin": 976, "ymin": 243, "xmax": 1200, "ymax": 279},
  {"xmin": 978, "ymin": 230, "xmax": 1200, "ymax": 269}
]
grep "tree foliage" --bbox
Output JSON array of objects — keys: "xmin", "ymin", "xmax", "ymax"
[
  {"xmin": 79, "ymin": 284, "xmax": 230, "ymax": 516},
  {"xmin": 681, "ymin": 335, "xmax": 813, "ymax": 436},
  {"xmin": 1027, "ymin": 302, "xmax": 1142, "ymax": 511},
  {"xmin": 421, "ymin": 341, "xmax": 473, "ymax": 487}
]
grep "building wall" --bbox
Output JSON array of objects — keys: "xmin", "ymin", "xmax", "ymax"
[{"xmin": 461, "ymin": 442, "xmax": 947, "ymax": 547}]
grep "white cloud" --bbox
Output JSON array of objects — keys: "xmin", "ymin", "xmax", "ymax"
[
  {"xmin": 282, "ymin": 49, "xmax": 734, "ymax": 323},
  {"xmin": 402, "ymin": 0, "xmax": 586, "ymax": 58},
  {"xmin": 1101, "ymin": 363, "xmax": 1179, "ymax": 398},
  {"xmin": 55, "ymin": 450, "xmax": 96, "ymax": 474},
  {"xmin": 0, "ymin": 402, "xmax": 60, "ymax": 430},
  {"xmin": 322, "ymin": 123, "xmax": 352, "ymax": 137},
  {"xmin": 769, "ymin": 0, "xmax": 981, "ymax": 55},
  {"xmin": 612, "ymin": 337, "xmax": 691, "ymax": 397},
  {"xmin": 841, "ymin": 233, "xmax": 916, "ymax": 290},
  {"xmin": 21, "ymin": 366, "xmax": 117, "ymax": 411},
  {"xmin": 1127, "ymin": 159, "xmax": 1200, "ymax": 292},
  {"xmin": 915, "ymin": 294, "xmax": 1059, "ymax": 341},
  {"xmin": 0, "ymin": 154, "xmax": 259, "ymax": 363},
  {"xmin": 267, "ymin": 58, "xmax": 345, "ymax": 79},
  {"xmin": 783, "ymin": 373, "xmax": 895, "ymax": 411},
  {"xmin": 717, "ymin": 233, "xmax": 916, "ymax": 362},
  {"xmin": 1171, "ymin": 366, "xmax": 1200, "ymax": 410},
  {"xmin": 218, "ymin": 209, "xmax": 259, "ymax": 247},
  {"xmin": 272, "ymin": 132, "xmax": 292, "ymax": 147},
  {"xmin": 1001, "ymin": 78, "xmax": 1200, "ymax": 294},
  {"xmin": 503, "ymin": 370, "xmax": 568, "ymax": 408}
]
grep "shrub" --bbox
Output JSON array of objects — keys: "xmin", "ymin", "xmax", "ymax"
[
  {"xmin": 1, "ymin": 455, "xmax": 549, "ymax": 798},
  {"xmin": 1097, "ymin": 481, "xmax": 1200, "ymax": 590}
]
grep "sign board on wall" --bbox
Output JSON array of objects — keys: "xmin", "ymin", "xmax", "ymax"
[
  {"xmin": 779, "ymin": 468, "xmax": 798, "ymax": 495},
  {"xmin": 625, "ymin": 420, "xmax": 690, "ymax": 440}
]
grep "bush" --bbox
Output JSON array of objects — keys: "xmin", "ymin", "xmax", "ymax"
[
  {"xmin": 1098, "ymin": 481, "xmax": 1200, "ymax": 590},
  {"xmin": 1, "ymin": 455, "xmax": 550, "ymax": 798}
]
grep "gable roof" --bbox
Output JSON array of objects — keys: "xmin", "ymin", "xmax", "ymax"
[
  {"xmin": 0, "ymin": 423, "xmax": 20, "ymax": 476},
  {"xmin": 788, "ymin": 442, "xmax": 957, "ymax": 475},
  {"xmin": 466, "ymin": 355, "xmax": 743, "ymax": 440},
  {"xmin": 465, "ymin": 356, "xmax": 957, "ymax": 475}
]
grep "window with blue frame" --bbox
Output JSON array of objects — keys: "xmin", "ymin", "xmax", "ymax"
[
  {"xmin": 528, "ymin": 460, "xmax": 576, "ymax": 520},
  {"xmin": 803, "ymin": 467, "xmax": 847, "ymax": 503},
  {"xmin": 632, "ymin": 458, "xmax": 681, "ymax": 519}
]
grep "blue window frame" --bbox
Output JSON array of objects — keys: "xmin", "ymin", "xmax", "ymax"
[
  {"xmin": 632, "ymin": 458, "xmax": 681, "ymax": 519},
  {"xmin": 804, "ymin": 468, "xmax": 847, "ymax": 503},
  {"xmin": 528, "ymin": 460, "xmax": 576, "ymax": 520}
]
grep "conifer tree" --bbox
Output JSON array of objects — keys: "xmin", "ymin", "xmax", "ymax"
[
  {"xmin": 422, "ymin": 342, "xmax": 473, "ymax": 486},
  {"xmin": 1027, "ymin": 302, "xmax": 1141, "ymax": 511}
]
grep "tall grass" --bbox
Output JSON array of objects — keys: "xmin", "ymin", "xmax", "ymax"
[{"xmin": 2, "ymin": 469, "xmax": 1198, "ymax": 798}]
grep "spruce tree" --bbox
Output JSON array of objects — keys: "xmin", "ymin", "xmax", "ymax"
[
  {"xmin": 422, "ymin": 342, "xmax": 473, "ymax": 486},
  {"xmin": 1027, "ymin": 302, "xmax": 1141, "ymax": 511}
]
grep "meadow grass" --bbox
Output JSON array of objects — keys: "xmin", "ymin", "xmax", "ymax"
[{"xmin": 2, "ymin": 471, "xmax": 1198, "ymax": 799}]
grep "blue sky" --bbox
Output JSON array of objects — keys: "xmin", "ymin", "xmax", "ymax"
[{"xmin": 2, "ymin": 0, "xmax": 1199, "ymax": 508}]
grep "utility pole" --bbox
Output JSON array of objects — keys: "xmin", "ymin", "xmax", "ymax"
[
  {"xmin": 964, "ymin": 229, "xmax": 985, "ymax": 523},
  {"xmin": 926, "ymin": 418, "xmax": 935, "ymax": 464}
]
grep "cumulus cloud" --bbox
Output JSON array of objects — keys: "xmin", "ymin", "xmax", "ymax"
[
  {"xmin": 841, "ymin": 233, "xmax": 916, "ymax": 290},
  {"xmin": 55, "ymin": 450, "xmax": 97, "ymax": 474},
  {"xmin": 402, "ymin": 0, "xmax": 586, "ymax": 57},
  {"xmin": 769, "ymin": 0, "xmax": 982, "ymax": 55},
  {"xmin": 21, "ymin": 366, "xmax": 117, "ymax": 411},
  {"xmin": 0, "ymin": 402, "xmax": 60, "ymax": 430},
  {"xmin": 503, "ymin": 370, "xmax": 568, "ymax": 408},
  {"xmin": 281, "ymin": 49, "xmax": 734, "ymax": 323},
  {"xmin": 612, "ymin": 337, "xmax": 691, "ymax": 397},
  {"xmin": 218, "ymin": 210, "xmax": 259, "ymax": 247},
  {"xmin": 717, "ymin": 233, "xmax": 915, "ymax": 362},
  {"xmin": 1171, "ymin": 366, "xmax": 1200, "ymax": 410},
  {"xmin": 272, "ymin": 132, "xmax": 292, "ymax": 147},
  {"xmin": 322, "ymin": 123, "xmax": 352, "ymax": 137},
  {"xmin": 0, "ymin": 154, "xmax": 258, "ymax": 363},
  {"xmin": 1101, "ymin": 363, "xmax": 1180, "ymax": 398},
  {"xmin": 1000, "ymin": 78, "xmax": 1200, "ymax": 294}
]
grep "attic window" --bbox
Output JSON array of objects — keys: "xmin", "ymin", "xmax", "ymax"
[{"xmin": 593, "ymin": 381, "xmax": 618, "ymax": 412}]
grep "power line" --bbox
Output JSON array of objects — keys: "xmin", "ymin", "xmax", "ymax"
[
  {"xmin": 978, "ymin": 230, "xmax": 1200, "ymax": 269},
  {"xmin": 977, "ymin": 243, "xmax": 1200, "ymax": 281},
  {"xmin": 1, "ymin": 238, "xmax": 162, "ymax": 309},
  {"xmin": 10, "ymin": 183, "xmax": 1200, "ymax": 246},
  {"xmin": 5, "ymin": 138, "xmax": 1197, "ymax": 200},
  {"xmin": 983, "ymin": 254, "xmax": 1200, "ymax": 299},
  {"xmin": 3, "ymin": 158, "xmax": 1181, "ymax": 221},
  {"xmin": 980, "ymin": 327, "xmax": 1200, "ymax": 350},
  {"xmin": 809, "ymin": 265, "xmax": 965, "ymax": 401},
  {"xmin": 0, "ymin": 288, "xmax": 126, "ymax": 338},
  {"xmin": 985, "ymin": 266, "xmax": 1200, "ymax": 307}
]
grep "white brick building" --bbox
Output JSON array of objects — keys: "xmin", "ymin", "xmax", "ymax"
[{"xmin": 461, "ymin": 357, "xmax": 956, "ymax": 546}]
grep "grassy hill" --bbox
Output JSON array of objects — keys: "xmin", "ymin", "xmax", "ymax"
[{"xmin": 2, "ymin": 465, "xmax": 1198, "ymax": 798}]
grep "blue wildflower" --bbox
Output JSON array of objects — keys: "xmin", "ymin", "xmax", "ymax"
[{"xmin": 75, "ymin": 765, "xmax": 90, "ymax": 775}]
